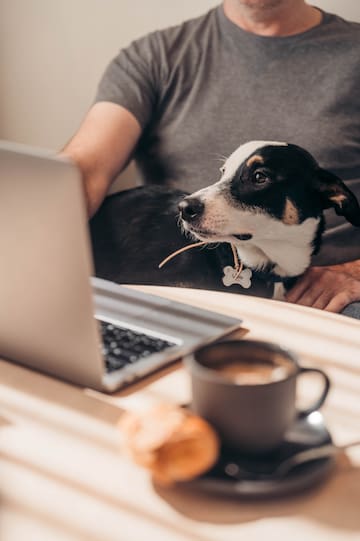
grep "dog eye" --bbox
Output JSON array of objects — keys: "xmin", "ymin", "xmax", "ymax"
[
  {"xmin": 254, "ymin": 171, "xmax": 270, "ymax": 184},
  {"xmin": 220, "ymin": 165, "xmax": 226, "ymax": 174}
]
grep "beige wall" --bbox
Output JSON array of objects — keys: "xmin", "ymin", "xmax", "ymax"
[
  {"xmin": 0, "ymin": 0, "xmax": 359, "ymax": 151},
  {"xmin": 0, "ymin": 0, "xmax": 218, "ymax": 150}
]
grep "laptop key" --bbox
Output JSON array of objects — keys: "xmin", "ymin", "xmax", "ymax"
[
  {"xmin": 98, "ymin": 320, "xmax": 177, "ymax": 373},
  {"xmin": 105, "ymin": 355, "xmax": 127, "ymax": 371}
]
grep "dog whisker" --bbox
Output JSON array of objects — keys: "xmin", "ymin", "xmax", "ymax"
[{"xmin": 209, "ymin": 152, "xmax": 228, "ymax": 163}]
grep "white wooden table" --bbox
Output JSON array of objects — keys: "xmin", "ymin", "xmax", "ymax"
[{"xmin": 1, "ymin": 286, "xmax": 360, "ymax": 541}]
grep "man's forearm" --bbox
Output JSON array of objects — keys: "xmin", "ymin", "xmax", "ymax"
[
  {"xmin": 60, "ymin": 149, "xmax": 112, "ymax": 218},
  {"xmin": 80, "ymin": 170, "xmax": 112, "ymax": 218},
  {"xmin": 60, "ymin": 102, "xmax": 142, "ymax": 218}
]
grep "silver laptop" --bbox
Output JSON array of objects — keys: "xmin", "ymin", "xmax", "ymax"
[{"xmin": 0, "ymin": 141, "xmax": 242, "ymax": 392}]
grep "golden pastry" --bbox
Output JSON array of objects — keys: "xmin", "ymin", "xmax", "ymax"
[{"xmin": 119, "ymin": 403, "xmax": 220, "ymax": 485}]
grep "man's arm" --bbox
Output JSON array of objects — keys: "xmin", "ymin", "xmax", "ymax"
[
  {"xmin": 61, "ymin": 101, "xmax": 142, "ymax": 217},
  {"xmin": 286, "ymin": 260, "xmax": 360, "ymax": 313}
]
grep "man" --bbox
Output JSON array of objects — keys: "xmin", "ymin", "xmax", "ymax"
[{"xmin": 63, "ymin": 0, "xmax": 360, "ymax": 316}]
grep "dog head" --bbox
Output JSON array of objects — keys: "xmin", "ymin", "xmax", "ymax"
[{"xmin": 179, "ymin": 141, "xmax": 360, "ymax": 278}]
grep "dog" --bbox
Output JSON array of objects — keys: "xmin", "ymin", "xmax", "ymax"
[{"xmin": 90, "ymin": 140, "xmax": 360, "ymax": 299}]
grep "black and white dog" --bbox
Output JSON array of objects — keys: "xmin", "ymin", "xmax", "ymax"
[{"xmin": 90, "ymin": 141, "xmax": 360, "ymax": 299}]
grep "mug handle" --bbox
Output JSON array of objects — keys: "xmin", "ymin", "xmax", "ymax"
[{"xmin": 297, "ymin": 367, "xmax": 331, "ymax": 417}]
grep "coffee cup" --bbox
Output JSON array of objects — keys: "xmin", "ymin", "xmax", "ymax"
[{"xmin": 185, "ymin": 339, "xmax": 330, "ymax": 454}]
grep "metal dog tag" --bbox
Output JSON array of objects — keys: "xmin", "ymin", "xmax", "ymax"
[{"xmin": 222, "ymin": 266, "xmax": 252, "ymax": 288}]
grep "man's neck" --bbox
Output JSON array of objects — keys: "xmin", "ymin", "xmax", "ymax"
[{"xmin": 223, "ymin": 0, "xmax": 323, "ymax": 37}]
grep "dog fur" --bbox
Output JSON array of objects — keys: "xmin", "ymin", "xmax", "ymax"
[{"xmin": 90, "ymin": 141, "xmax": 360, "ymax": 299}]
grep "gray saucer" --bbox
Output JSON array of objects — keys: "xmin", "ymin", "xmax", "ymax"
[{"xmin": 184, "ymin": 411, "xmax": 336, "ymax": 498}]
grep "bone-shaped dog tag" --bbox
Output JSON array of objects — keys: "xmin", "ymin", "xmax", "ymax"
[{"xmin": 222, "ymin": 266, "xmax": 252, "ymax": 288}]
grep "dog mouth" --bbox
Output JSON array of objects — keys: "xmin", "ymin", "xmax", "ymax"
[
  {"xmin": 185, "ymin": 225, "xmax": 253, "ymax": 242},
  {"xmin": 186, "ymin": 227, "xmax": 217, "ymax": 240},
  {"xmin": 233, "ymin": 233, "xmax": 253, "ymax": 241}
]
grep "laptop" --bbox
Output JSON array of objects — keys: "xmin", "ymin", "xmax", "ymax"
[{"xmin": 0, "ymin": 141, "xmax": 242, "ymax": 392}]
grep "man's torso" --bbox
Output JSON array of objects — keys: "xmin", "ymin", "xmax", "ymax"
[{"xmin": 96, "ymin": 6, "xmax": 360, "ymax": 265}]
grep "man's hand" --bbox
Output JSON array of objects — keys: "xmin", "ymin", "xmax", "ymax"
[{"xmin": 285, "ymin": 263, "xmax": 360, "ymax": 313}]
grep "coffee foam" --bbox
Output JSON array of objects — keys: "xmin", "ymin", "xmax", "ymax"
[{"xmin": 211, "ymin": 353, "xmax": 295, "ymax": 385}]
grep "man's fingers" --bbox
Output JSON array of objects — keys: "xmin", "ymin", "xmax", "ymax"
[
  {"xmin": 285, "ymin": 272, "xmax": 313, "ymax": 303},
  {"xmin": 324, "ymin": 292, "xmax": 356, "ymax": 313},
  {"xmin": 308, "ymin": 290, "xmax": 334, "ymax": 310},
  {"xmin": 286, "ymin": 266, "xmax": 360, "ymax": 313},
  {"xmin": 292, "ymin": 287, "xmax": 324, "ymax": 308}
]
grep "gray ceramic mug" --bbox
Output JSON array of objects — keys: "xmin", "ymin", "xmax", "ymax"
[{"xmin": 185, "ymin": 339, "xmax": 331, "ymax": 454}]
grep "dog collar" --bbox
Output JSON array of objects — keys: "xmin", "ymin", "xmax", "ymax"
[
  {"xmin": 221, "ymin": 263, "xmax": 297, "ymax": 290},
  {"xmin": 158, "ymin": 240, "xmax": 297, "ymax": 291},
  {"xmin": 250, "ymin": 269, "xmax": 292, "ymax": 284},
  {"xmin": 217, "ymin": 244, "xmax": 297, "ymax": 290}
]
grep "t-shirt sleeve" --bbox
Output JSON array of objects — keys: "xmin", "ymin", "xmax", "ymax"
[{"xmin": 95, "ymin": 33, "xmax": 164, "ymax": 129}]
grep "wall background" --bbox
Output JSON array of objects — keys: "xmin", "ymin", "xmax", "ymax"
[{"xmin": 0, "ymin": 0, "xmax": 359, "ymax": 151}]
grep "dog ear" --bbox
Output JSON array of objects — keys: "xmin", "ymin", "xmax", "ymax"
[{"xmin": 315, "ymin": 168, "xmax": 360, "ymax": 226}]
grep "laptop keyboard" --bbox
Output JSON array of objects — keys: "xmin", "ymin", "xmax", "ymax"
[{"xmin": 98, "ymin": 320, "xmax": 177, "ymax": 373}]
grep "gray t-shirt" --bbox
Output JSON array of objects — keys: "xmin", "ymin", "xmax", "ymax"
[{"xmin": 96, "ymin": 5, "xmax": 360, "ymax": 266}]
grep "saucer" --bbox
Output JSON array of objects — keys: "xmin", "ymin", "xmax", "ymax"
[{"xmin": 184, "ymin": 411, "xmax": 336, "ymax": 497}]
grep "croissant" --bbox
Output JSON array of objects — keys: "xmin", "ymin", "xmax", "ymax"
[{"xmin": 119, "ymin": 403, "xmax": 220, "ymax": 485}]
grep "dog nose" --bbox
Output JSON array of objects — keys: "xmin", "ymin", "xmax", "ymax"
[{"xmin": 179, "ymin": 197, "xmax": 205, "ymax": 222}]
